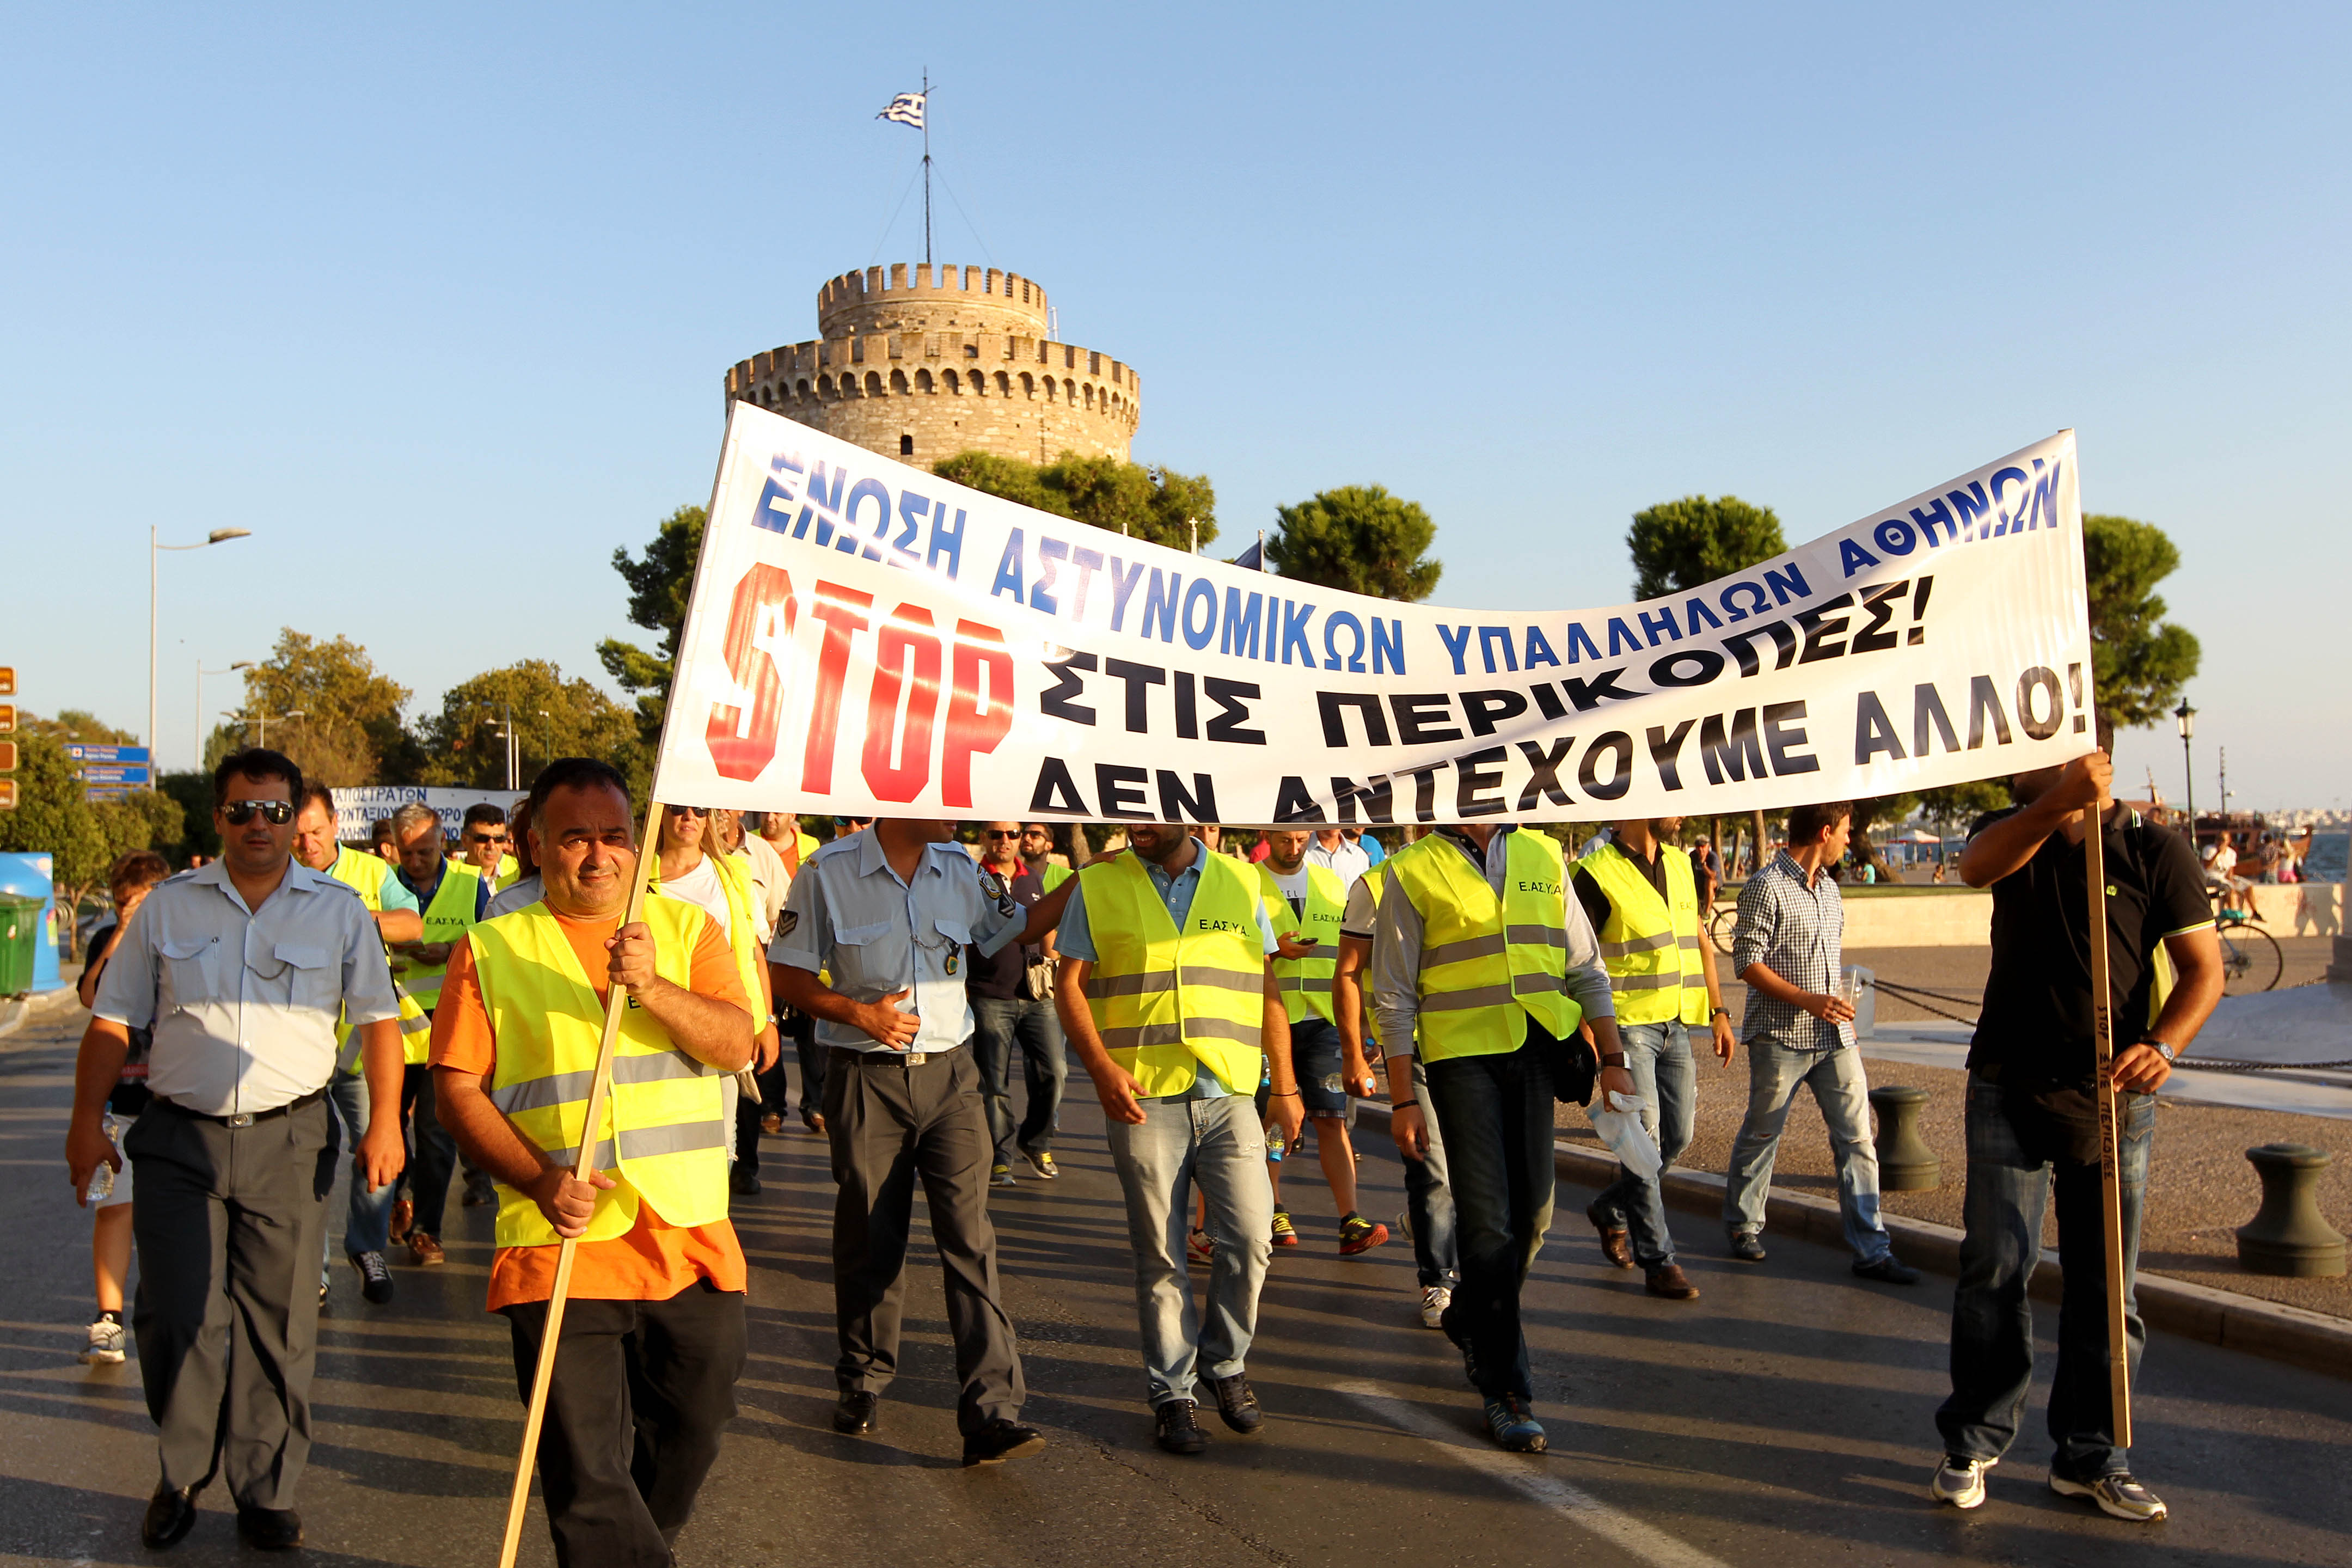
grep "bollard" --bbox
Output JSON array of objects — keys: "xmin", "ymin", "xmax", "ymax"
[
  {"xmin": 2236, "ymin": 1144, "xmax": 2348, "ymax": 1278},
  {"xmin": 1868, "ymin": 1085, "xmax": 1940, "ymax": 1191}
]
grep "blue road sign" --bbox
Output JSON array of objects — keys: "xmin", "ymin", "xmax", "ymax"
[
  {"xmin": 76, "ymin": 765, "xmax": 151, "ymax": 786},
  {"xmin": 65, "ymin": 744, "xmax": 150, "ymax": 765}
]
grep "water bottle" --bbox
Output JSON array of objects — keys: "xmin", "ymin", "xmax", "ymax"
[
  {"xmin": 1264, "ymin": 1121, "xmax": 1286, "ymax": 1162},
  {"xmin": 85, "ymin": 1117, "xmax": 117, "ymax": 1204}
]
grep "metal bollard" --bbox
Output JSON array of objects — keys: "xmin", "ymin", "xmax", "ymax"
[
  {"xmin": 2236, "ymin": 1144, "xmax": 2348, "ymax": 1278},
  {"xmin": 1868, "ymin": 1084, "xmax": 1940, "ymax": 1191}
]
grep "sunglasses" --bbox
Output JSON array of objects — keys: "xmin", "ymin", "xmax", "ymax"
[
  {"xmin": 985, "ymin": 829, "xmax": 1021, "ymax": 840},
  {"xmin": 673, "ymin": 806, "xmax": 713, "ymax": 818},
  {"xmin": 223, "ymin": 799, "xmax": 294, "ymax": 826}
]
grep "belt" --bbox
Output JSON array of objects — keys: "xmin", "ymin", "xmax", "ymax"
[
  {"xmin": 152, "ymin": 1086, "xmax": 328, "ymax": 1129},
  {"xmin": 831, "ymin": 1045, "xmax": 950, "ymax": 1069}
]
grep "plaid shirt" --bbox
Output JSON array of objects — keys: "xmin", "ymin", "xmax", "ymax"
[{"xmin": 1730, "ymin": 850, "xmax": 1851, "ymax": 1052}]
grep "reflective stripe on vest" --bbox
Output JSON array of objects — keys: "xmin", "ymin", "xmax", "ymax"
[
  {"xmin": 325, "ymin": 847, "xmax": 431, "ymax": 1072},
  {"xmin": 472, "ymin": 897, "xmax": 730, "ymax": 1248},
  {"xmin": 1079, "ymin": 850, "xmax": 1265, "ymax": 1097},
  {"xmin": 1385, "ymin": 830, "xmax": 1582, "ymax": 1062},
  {"xmin": 1577, "ymin": 841, "xmax": 1711, "ymax": 1026},
  {"xmin": 1260, "ymin": 862, "xmax": 1346, "ymax": 1024},
  {"xmin": 651, "ymin": 851, "xmax": 767, "ymax": 1036},
  {"xmin": 395, "ymin": 861, "xmax": 482, "ymax": 1019}
]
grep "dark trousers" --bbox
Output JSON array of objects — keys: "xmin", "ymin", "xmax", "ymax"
[
  {"xmin": 1424, "ymin": 1036, "xmax": 1557, "ymax": 1401},
  {"xmin": 1402, "ymin": 1058, "xmax": 1461, "ymax": 1290},
  {"xmin": 824, "ymin": 1046, "xmax": 1024, "ymax": 1435},
  {"xmin": 125, "ymin": 1098, "xmax": 330, "ymax": 1508},
  {"xmin": 504, "ymin": 1284, "xmax": 747, "ymax": 1568},
  {"xmin": 971, "ymin": 994, "xmax": 1067, "ymax": 1163},
  {"xmin": 730, "ymin": 1058, "xmax": 792, "ymax": 1178},
  {"xmin": 398, "ymin": 1059, "xmax": 456, "ymax": 1239},
  {"xmin": 1936, "ymin": 1074, "xmax": 2154, "ymax": 1480},
  {"xmin": 789, "ymin": 1013, "xmax": 824, "ymax": 1114}
]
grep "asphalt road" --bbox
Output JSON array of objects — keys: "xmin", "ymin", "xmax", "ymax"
[{"xmin": 4, "ymin": 1005, "xmax": 2349, "ymax": 1568}]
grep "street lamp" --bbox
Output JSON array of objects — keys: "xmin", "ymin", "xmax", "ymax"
[
  {"xmin": 153, "ymin": 527, "xmax": 253, "ymax": 778},
  {"xmin": 2174, "ymin": 701, "xmax": 2196, "ymax": 844},
  {"xmin": 228, "ymin": 707, "xmax": 304, "ymax": 747},
  {"xmin": 195, "ymin": 660, "xmax": 254, "ymax": 771}
]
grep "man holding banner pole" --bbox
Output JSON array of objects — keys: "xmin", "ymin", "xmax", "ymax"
[{"xmin": 1931, "ymin": 746, "xmax": 2222, "ymax": 1521}]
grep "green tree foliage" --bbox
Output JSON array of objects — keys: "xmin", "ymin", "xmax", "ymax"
[
  {"xmin": 419, "ymin": 660, "xmax": 648, "ymax": 795},
  {"xmin": 1626, "ymin": 495, "xmax": 1788, "ymax": 601},
  {"xmin": 934, "ymin": 451, "xmax": 1215, "ymax": 552},
  {"xmin": 214, "ymin": 629, "xmax": 413, "ymax": 787},
  {"xmin": 22, "ymin": 709, "xmax": 140, "ymax": 745},
  {"xmin": 156, "ymin": 770, "xmax": 220, "ymax": 862},
  {"xmin": 1265, "ymin": 485, "xmax": 1443, "ymax": 601},
  {"xmin": 597, "ymin": 504, "xmax": 707, "ymax": 745},
  {"xmin": 2082, "ymin": 513, "xmax": 2200, "ymax": 731},
  {"xmin": 0, "ymin": 728, "xmax": 184, "ymax": 955}
]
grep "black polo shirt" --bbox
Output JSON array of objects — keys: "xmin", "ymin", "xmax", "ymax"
[{"xmin": 1967, "ymin": 806, "xmax": 2212, "ymax": 1088}]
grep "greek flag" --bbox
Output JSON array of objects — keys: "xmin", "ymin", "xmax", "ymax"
[{"xmin": 877, "ymin": 92, "xmax": 926, "ymax": 129}]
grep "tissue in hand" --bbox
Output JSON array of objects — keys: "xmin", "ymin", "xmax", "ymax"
[{"xmin": 1589, "ymin": 1092, "xmax": 1662, "ymax": 1181}]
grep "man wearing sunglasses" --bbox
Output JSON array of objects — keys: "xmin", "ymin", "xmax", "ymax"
[
  {"xmin": 68, "ymin": 748, "xmax": 406, "ymax": 1551},
  {"xmin": 461, "ymin": 803, "xmax": 519, "ymax": 892}
]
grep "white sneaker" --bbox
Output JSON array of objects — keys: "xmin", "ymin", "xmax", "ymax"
[
  {"xmin": 1930, "ymin": 1454, "xmax": 1993, "ymax": 1508},
  {"xmin": 2051, "ymin": 1472, "xmax": 2168, "ymax": 1522},
  {"xmin": 1419, "ymin": 1285, "xmax": 1451, "ymax": 1330},
  {"xmin": 81, "ymin": 1317, "xmax": 127, "ymax": 1364}
]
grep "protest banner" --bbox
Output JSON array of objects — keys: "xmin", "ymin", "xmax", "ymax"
[
  {"xmin": 330, "ymin": 786, "xmax": 525, "ymax": 842},
  {"xmin": 652, "ymin": 406, "xmax": 2093, "ymax": 823}
]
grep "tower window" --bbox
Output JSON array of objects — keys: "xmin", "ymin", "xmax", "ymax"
[{"xmin": 899, "ymin": 434, "xmax": 914, "ymax": 456}]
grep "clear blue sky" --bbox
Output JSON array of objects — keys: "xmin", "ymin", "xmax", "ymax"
[{"xmin": 4, "ymin": 4, "xmax": 2345, "ymax": 814}]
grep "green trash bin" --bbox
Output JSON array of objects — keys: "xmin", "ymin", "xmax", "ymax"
[{"xmin": 0, "ymin": 893, "xmax": 43, "ymax": 995}]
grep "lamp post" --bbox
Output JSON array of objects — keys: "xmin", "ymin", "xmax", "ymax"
[
  {"xmin": 228, "ymin": 708, "xmax": 304, "ymax": 748},
  {"xmin": 152, "ymin": 528, "xmax": 253, "ymax": 779},
  {"xmin": 195, "ymin": 660, "xmax": 254, "ymax": 772},
  {"xmin": 2175, "ymin": 701, "xmax": 2197, "ymax": 846},
  {"xmin": 536, "ymin": 710, "xmax": 552, "ymax": 777}
]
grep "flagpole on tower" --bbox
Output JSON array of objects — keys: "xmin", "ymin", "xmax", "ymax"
[{"xmin": 922, "ymin": 66, "xmax": 933, "ymax": 267}]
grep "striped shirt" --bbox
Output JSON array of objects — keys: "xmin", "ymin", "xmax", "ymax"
[{"xmin": 1730, "ymin": 851, "xmax": 1850, "ymax": 1052}]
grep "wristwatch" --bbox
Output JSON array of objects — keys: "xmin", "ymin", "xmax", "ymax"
[
  {"xmin": 1710, "ymin": 1006, "xmax": 1731, "ymax": 1019},
  {"xmin": 2142, "ymin": 1036, "xmax": 2178, "ymax": 1064}
]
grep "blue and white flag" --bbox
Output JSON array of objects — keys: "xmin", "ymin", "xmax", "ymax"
[
  {"xmin": 877, "ymin": 92, "xmax": 926, "ymax": 129},
  {"xmin": 1230, "ymin": 537, "xmax": 1266, "ymax": 571}
]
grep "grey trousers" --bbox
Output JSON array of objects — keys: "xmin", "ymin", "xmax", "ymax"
[
  {"xmin": 125, "ymin": 1097, "xmax": 331, "ymax": 1508},
  {"xmin": 823, "ymin": 1046, "xmax": 1024, "ymax": 1435}
]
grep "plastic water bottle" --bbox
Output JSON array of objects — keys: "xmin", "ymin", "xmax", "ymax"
[
  {"xmin": 1264, "ymin": 1121, "xmax": 1286, "ymax": 1162},
  {"xmin": 85, "ymin": 1116, "xmax": 116, "ymax": 1205}
]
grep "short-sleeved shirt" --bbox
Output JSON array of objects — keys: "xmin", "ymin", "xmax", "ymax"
[
  {"xmin": 967, "ymin": 866, "xmax": 1045, "ymax": 1001},
  {"xmin": 1306, "ymin": 837, "xmax": 1371, "ymax": 889},
  {"xmin": 1968, "ymin": 806, "xmax": 2213, "ymax": 1087},
  {"xmin": 430, "ymin": 905, "xmax": 750, "ymax": 1310},
  {"xmin": 93, "ymin": 858, "xmax": 401, "ymax": 1116},
  {"xmin": 768, "ymin": 832, "xmax": 1022, "ymax": 1055},
  {"xmin": 1731, "ymin": 851, "xmax": 1848, "ymax": 1053},
  {"xmin": 399, "ymin": 860, "xmax": 490, "ymax": 923}
]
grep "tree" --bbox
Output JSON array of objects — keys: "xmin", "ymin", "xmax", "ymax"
[
  {"xmin": 419, "ymin": 660, "xmax": 648, "ymax": 795},
  {"xmin": 21, "ymin": 709, "xmax": 140, "ymax": 746},
  {"xmin": 2083, "ymin": 513, "xmax": 2200, "ymax": 732},
  {"xmin": 1626, "ymin": 496, "xmax": 1788, "ymax": 602},
  {"xmin": 0, "ymin": 728, "xmax": 183, "ymax": 957},
  {"xmin": 597, "ymin": 504, "xmax": 707, "ymax": 748},
  {"xmin": 933, "ymin": 451, "xmax": 1215, "ymax": 552},
  {"xmin": 215, "ymin": 629, "xmax": 413, "ymax": 787},
  {"xmin": 1265, "ymin": 485, "xmax": 1443, "ymax": 601}
]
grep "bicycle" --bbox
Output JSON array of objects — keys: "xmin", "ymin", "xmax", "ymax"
[
  {"xmin": 1708, "ymin": 897, "xmax": 1741, "ymax": 955},
  {"xmin": 2207, "ymin": 891, "xmax": 2283, "ymax": 995}
]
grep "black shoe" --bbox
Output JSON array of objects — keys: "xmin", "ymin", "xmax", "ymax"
[
  {"xmin": 1208, "ymin": 1373, "xmax": 1263, "ymax": 1435},
  {"xmin": 832, "ymin": 1390, "xmax": 880, "ymax": 1434},
  {"xmin": 1728, "ymin": 1232, "xmax": 1767, "ymax": 1263},
  {"xmin": 1154, "ymin": 1399, "xmax": 1208, "ymax": 1455},
  {"xmin": 1853, "ymin": 1254, "xmax": 1922, "ymax": 1285},
  {"xmin": 729, "ymin": 1168, "xmax": 761, "ymax": 1197},
  {"xmin": 351, "ymin": 1251, "xmax": 395, "ymax": 1306},
  {"xmin": 461, "ymin": 1174, "xmax": 498, "ymax": 1208},
  {"xmin": 962, "ymin": 1418, "xmax": 1046, "ymax": 1466},
  {"xmin": 141, "ymin": 1483, "xmax": 199, "ymax": 1549},
  {"xmin": 235, "ymin": 1506, "xmax": 302, "ymax": 1551}
]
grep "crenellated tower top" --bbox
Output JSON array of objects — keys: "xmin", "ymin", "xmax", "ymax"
[{"xmin": 817, "ymin": 262, "xmax": 1049, "ymax": 341}]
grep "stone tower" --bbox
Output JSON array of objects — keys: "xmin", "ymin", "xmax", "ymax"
[{"xmin": 724, "ymin": 263, "xmax": 1139, "ymax": 468}]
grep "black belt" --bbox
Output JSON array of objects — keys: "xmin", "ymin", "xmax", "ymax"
[
  {"xmin": 831, "ymin": 1045, "xmax": 949, "ymax": 1069},
  {"xmin": 152, "ymin": 1086, "xmax": 329, "ymax": 1129}
]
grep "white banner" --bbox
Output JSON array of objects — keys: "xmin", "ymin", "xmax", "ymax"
[
  {"xmin": 330, "ymin": 786, "xmax": 525, "ymax": 843},
  {"xmin": 652, "ymin": 406, "xmax": 2092, "ymax": 825}
]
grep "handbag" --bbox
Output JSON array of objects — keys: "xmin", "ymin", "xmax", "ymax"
[{"xmin": 1021, "ymin": 953, "xmax": 1059, "ymax": 1003}]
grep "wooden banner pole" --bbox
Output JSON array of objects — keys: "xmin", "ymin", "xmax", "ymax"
[
  {"xmin": 2081, "ymin": 800, "xmax": 2133, "ymax": 1451},
  {"xmin": 496, "ymin": 804, "xmax": 667, "ymax": 1568}
]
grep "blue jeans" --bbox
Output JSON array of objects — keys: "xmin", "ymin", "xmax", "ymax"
[
  {"xmin": 1403, "ymin": 1058, "xmax": 1460, "ymax": 1290},
  {"xmin": 1104, "ymin": 1093, "xmax": 1274, "ymax": 1408},
  {"xmin": 324, "ymin": 1070, "xmax": 395, "ymax": 1260},
  {"xmin": 971, "ymin": 995, "xmax": 1067, "ymax": 1163},
  {"xmin": 1936, "ymin": 1074, "xmax": 2154, "ymax": 1480},
  {"xmin": 1722, "ymin": 1039, "xmax": 1891, "ymax": 1263},
  {"xmin": 1424, "ymin": 1038, "xmax": 1557, "ymax": 1401},
  {"xmin": 1588, "ymin": 1020, "xmax": 1698, "ymax": 1270}
]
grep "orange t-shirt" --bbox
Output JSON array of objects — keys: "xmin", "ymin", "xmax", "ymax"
[{"xmin": 430, "ymin": 905, "xmax": 752, "ymax": 1313}]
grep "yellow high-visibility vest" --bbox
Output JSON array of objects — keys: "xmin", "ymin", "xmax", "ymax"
[
  {"xmin": 323, "ymin": 847, "xmax": 431, "ymax": 1073},
  {"xmin": 1260, "ymin": 861, "xmax": 1346, "ymax": 1025},
  {"xmin": 393, "ymin": 860, "xmax": 483, "ymax": 1031},
  {"xmin": 471, "ymin": 897, "xmax": 732, "ymax": 1248},
  {"xmin": 1383, "ymin": 829, "xmax": 1583, "ymax": 1062},
  {"xmin": 650, "ymin": 851, "xmax": 768, "ymax": 1034},
  {"xmin": 1357, "ymin": 863, "xmax": 1389, "ymax": 1056},
  {"xmin": 1079, "ymin": 849, "xmax": 1267, "ymax": 1098},
  {"xmin": 1577, "ymin": 840, "xmax": 1711, "ymax": 1026}
]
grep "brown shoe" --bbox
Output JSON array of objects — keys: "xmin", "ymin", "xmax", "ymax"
[
  {"xmin": 407, "ymin": 1232, "xmax": 445, "ymax": 1266},
  {"xmin": 388, "ymin": 1198, "xmax": 413, "ymax": 1244},
  {"xmin": 1584, "ymin": 1199, "xmax": 1633, "ymax": 1269},
  {"xmin": 1645, "ymin": 1264, "xmax": 1700, "ymax": 1301}
]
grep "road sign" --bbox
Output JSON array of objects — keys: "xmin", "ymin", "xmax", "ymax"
[
  {"xmin": 76, "ymin": 764, "xmax": 151, "ymax": 786},
  {"xmin": 0, "ymin": 705, "xmax": 13, "ymax": 733},
  {"xmin": 0, "ymin": 667, "xmax": 13, "ymax": 696},
  {"xmin": 0, "ymin": 780, "xmax": 15, "ymax": 810},
  {"xmin": 64, "ymin": 744, "xmax": 150, "ymax": 765},
  {"xmin": 84, "ymin": 785, "xmax": 141, "ymax": 803},
  {"xmin": 0, "ymin": 742, "xmax": 14, "ymax": 773}
]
